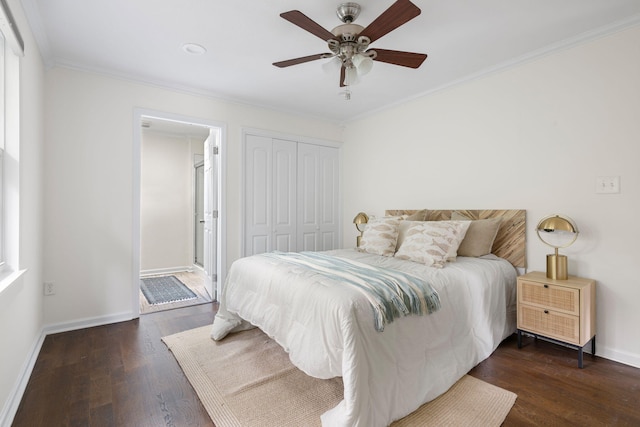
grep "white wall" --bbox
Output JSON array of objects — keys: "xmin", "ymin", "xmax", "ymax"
[
  {"xmin": 140, "ymin": 130, "xmax": 204, "ymax": 272},
  {"xmin": 342, "ymin": 25, "xmax": 640, "ymax": 367},
  {"xmin": 43, "ymin": 67, "xmax": 344, "ymax": 327},
  {"xmin": 0, "ymin": 0, "xmax": 45, "ymax": 423}
]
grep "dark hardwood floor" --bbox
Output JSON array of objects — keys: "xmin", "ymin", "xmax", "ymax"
[
  {"xmin": 13, "ymin": 303, "xmax": 217, "ymax": 427},
  {"xmin": 470, "ymin": 335, "xmax": 640, "ymax": 426},
  {"xmin": 12, "ymin": 303, "xmax": 640, "ymax": 426}
]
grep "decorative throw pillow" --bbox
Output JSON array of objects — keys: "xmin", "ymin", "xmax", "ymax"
[
  {"xmin": 396, "ymin": 220, "xmax": 419, "ymax": 252},
  {"xmin": 451, "ymin": 212, "xmax": 503, "ymax": 257},
  {"xmin": 359, "ymin": 216, "xmax": 402, "ymax": 257},
  {"xmin": 394, "ymin": 211, "xmax": 430, "ymax": 251},
  {"xmin": 445, "ymin": 221, "xmax": 471, "ymax": 261},
  {"xmin": 395, "ymin": 221, "xmax": 470, "ymax": 268}
]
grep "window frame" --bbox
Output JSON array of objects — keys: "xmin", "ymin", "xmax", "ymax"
[{"xmin": 0, "ymin": 1, "xmax": 23, "ymax": 289}]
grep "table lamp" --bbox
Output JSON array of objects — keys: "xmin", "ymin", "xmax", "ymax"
[
  {"xmin": 536, "ymin": 214, "xmax": 579, "ymax": 280},
  {"xmin": 353, "ymin": 212, "xmax": 369, "ymax": 247}
]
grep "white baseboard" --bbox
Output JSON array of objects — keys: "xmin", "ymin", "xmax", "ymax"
[
  {"xmin": 0, "ymin": 331, "xmax": 46, "ymax": 427},
  {"xmin": 42, "ymin": 311, "xmax": 136, "ymax": 335},
  {"xmin": 140, "ymin": 266, "xmax": 192, "ymax": 277},
  {"xmin": 598, "ymin": 347, "xmax": 640, "ymax": 369}
]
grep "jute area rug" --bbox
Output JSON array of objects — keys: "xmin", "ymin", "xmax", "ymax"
[{"xmin": 163, "ymin": 326, "xmax": 516, "ymax": 427}]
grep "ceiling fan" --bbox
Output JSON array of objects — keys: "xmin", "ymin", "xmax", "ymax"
[{"xmin": 273, "ymin": 0, "xmax": 428, "ymax": 99}]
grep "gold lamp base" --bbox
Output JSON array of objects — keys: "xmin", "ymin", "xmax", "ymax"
[{"xmin": 546, "ymin": 254, "xmax": 568, "ymax": 280}]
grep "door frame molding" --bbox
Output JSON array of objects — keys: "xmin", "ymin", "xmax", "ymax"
[{"xmin": 133, "ymin": 108, "xmax": 227, "ymax": 317}]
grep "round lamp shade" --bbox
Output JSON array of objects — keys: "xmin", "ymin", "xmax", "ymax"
[
  {"xmin": 353, "ymin": 212, "xmax": 369, "ymax": 232},
  {"xmin": 536, "ymin": 214, "xmax": 579, "ymax": 249}
]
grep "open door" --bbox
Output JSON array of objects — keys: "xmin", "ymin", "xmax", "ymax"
[{"xmin": 203, "ymin": 129, "xmax": 218, "ymax": 299}]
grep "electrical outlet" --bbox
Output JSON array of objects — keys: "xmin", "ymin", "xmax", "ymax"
[{"xmin": 44, "ymin": 282, "xmax": 55, "ymax": 296}]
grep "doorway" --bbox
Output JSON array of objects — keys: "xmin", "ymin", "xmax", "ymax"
[{"xmin": 133, "ymin": 109, "xmax": 226, "ymax": 317}]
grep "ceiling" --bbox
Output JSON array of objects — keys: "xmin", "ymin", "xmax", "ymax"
[{"xmin": 21, "ymin": 0, "xmax": 640, "ymax": 123}]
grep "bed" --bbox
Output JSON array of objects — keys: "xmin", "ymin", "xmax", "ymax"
[{"xmin": 212, "ymin": 209, "xmax": 526, "ymax": 427}]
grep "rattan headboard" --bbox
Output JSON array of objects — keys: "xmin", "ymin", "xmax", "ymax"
[{"xmin": 386, "ymin": 209, "xmax": 526, "ymax": 269}]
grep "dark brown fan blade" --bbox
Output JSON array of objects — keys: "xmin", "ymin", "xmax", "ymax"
[
  {"xmin": 340, "ymin": 66, "xmax": 346, "ymax": 87},
  {"xmin": 280, "ymin": 10, "xmax": 336, "ymax": 41},
  {"xmin": 371, "ymin": 49, "xmax": 427, "ymax": 68},
  {"xmin": 359, "ymin": 0, "xmax": 421, "ymax": 43},
  {"xmin": 273, "ymin": 53, "xmax": 328, "ymax": 68}
]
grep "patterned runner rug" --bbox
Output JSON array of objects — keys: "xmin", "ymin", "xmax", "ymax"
[
  {"xmin": 163, "ymin": 326, "xmax": 517, "ymax": 426},
  {"xmin": 140, "ymin": 275, "xmax": 197, "ymax": 305}
]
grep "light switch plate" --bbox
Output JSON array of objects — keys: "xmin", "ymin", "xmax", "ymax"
[{"xmin": 596, "ymin": 176, "xmax": 620, "ymax": 194}]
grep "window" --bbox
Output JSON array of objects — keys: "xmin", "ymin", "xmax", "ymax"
[{"xmin": 0, "ymin": 0, "xmax": 23, "ymax": 287}]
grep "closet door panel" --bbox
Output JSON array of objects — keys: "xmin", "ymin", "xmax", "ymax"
[
  {"xmin": 244, "ymin": 135, "xmax": 272, "ymax": 256},
  {"xmin": 298, "ymin": 146, "xmax": 317, "ymax": 226},
  {"xmin": 297, "ymin": 144, "xmax": 319, "ymax": 251},
  {"xmin": 297, "ymin": 144, "xmax": 340, "ymax": 251},
  {"xmin": 318, "ymin": 146, "xmax": 340, "ymax": 250},
  {"xmin": 300, "ymin": 232, "xmax": 317, "ymax": 252},
  {"xmin": 251, "ymin": 236, "xmax": 268, "ymax": 255},
  {"xmin": 273, "ymin": 139, "xmax": 297, "ymax": 252},
  {"xmin": 321, "ymin": 231, "xmax": 338, "ymax": 250}
]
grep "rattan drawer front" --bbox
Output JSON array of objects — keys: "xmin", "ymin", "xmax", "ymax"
[
  {"xmin": 518, "ymin": 305, "xmax": 580, "ymax": 344},
  {"xmin": 519, "ymin": 280, "xmax": 579, "ymax": 315}
]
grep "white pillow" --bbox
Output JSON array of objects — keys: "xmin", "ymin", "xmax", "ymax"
[
  {"xmin": 359, "ymin": 216, "xmax": 402, "ymax": 257},
  {"xmin": 395, "ymin": 221, "xmax": 470, "ymax": 267}
]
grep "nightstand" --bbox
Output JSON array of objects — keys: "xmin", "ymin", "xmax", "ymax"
[{"xmin": 517, "ymin": 271, "xmax": 596, "ymax": 368}]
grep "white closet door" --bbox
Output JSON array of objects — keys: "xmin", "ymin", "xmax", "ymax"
[
  {"xmin": 297, "ymin": 144, "xmax": 340, "ymax": 251},
  {"xmin": 272, "ymin": 139, "xmax": 297, "ymax": 252},
  {"xmin": 317, "ymin": 145, "xmax": 340, "ymax": 250},
  {"xmin": 244, "ymin": 136, "xmax": 297, "ymax": 256},
  {"xmin": 245, "ymin": 135, "xmax": 272, "ymax": 255},
  {"xmin": 297, "ymin": 143, "xmax": 318, "ymax": 251}
]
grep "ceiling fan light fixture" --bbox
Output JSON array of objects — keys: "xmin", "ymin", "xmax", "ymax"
[
  {"xmin": 344, "ymin": 65, "xmax": 359, "ymax": 86},
  {"xmin": 322, "ymin": 56, "xmax": 342, "ymax": 74},
  {"xmin": 352, "ymin": 53, "xmax": 373, "ymax": 75}
]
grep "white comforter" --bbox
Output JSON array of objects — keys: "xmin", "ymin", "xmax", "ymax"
[{"xmin": 211, "ymin": 249, "xmax": 517, "ymax": 427}]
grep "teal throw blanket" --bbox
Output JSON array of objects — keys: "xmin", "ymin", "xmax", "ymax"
[{"xmin": 260, "ymin": 251, "xmax": 441, "ymax": 332}]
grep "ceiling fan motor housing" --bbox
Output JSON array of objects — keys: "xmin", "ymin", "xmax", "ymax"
[
  {"xmin": 336, "ymin": 3, "xmax": 361, "ymax": 24},
  {"xmin": 331, "ymin": 23, "xmax": 364, "ymax": 41}
]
